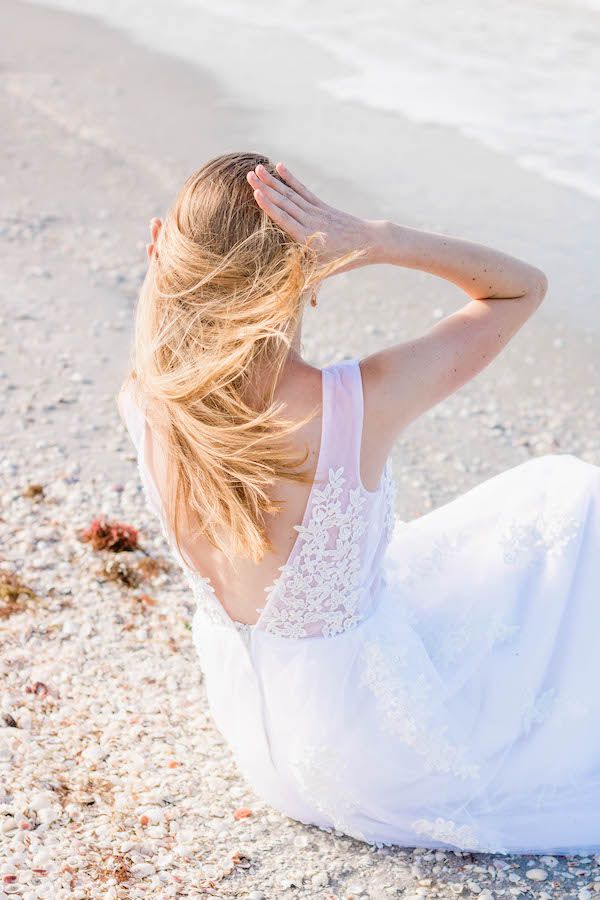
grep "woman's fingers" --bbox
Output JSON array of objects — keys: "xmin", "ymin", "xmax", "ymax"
[
  {"xmin": 251, "ymin": 188, "xmax": 307, "ymax": 242},
  {"xmin": 247, "ymin": 171, "xmax": 308, "ymax": 225},
  {"xmin": 253, "ymin": 163, "xmax": 313, "ymax": 212},
  {"xmin": 275, "ymin": 162, "xmax": 321, "ymax": 206}
]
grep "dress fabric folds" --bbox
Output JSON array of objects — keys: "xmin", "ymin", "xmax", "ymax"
[{"xmin": 121, "ymin": 358, "xmax": 600, "ymax": 855}]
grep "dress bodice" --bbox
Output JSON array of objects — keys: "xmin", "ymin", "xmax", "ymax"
[
  {"xmin": 120, "ymin": 358, "xmax": 397, "ymax": 641},
  {"xmin": 251, "ymin": 358, "xmax": 396, "ymax": 638}
]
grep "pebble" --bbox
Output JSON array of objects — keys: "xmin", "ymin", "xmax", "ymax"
[
  {"xmin": 131, "ymin": 863, "xmax": 156, "ymax": 878},
  {"xmin": 526, "ymin": 868, "xmax": 549, "ymax": 881}
]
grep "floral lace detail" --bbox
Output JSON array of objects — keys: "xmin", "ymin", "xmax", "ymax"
[
  {"xmin": 380, "ymin": 460, "xmax": 397, "ymax": 545},
  {"xmin": 520, "ymin": 686, "xmax": 590, "ymax": 735},
  {"xmin": 260, "ymin": 466, "xmax": 371, "ymax": 639},
  {"xmin": 489, "ymin": 617, "xmax": 522, "ymax": 644},
  {"xmin": 289, "ymin": 744, "xmax": 367, "ymax": 841},
  {"xmin": 431, "ymin": 613, "xmax": 521, "ymax": 669},
  {"xmin": 234, "ymin": 621, "xmax": 254, "ymax": 646},
  {"xmin": 394, "ymin": 531, "xmax": 471, "ymax": 589},
  {"xmin": 186, "ymin": 570, "xmax": 255, "ymax": 650},
  {"xmin": 500, "ymin": 507, "xmax": 581, "ymax": 566},
  {"xmin": 398, "ymin": 601, "xmax": 520, "ymax": 674},
  {"xmin": 360, "ymin": 640, "xmax": 481, "ymax": 780},
  {"xmin": 411, "ymin": 817, "xmax": 508, "ymax": 854},
  {"xmin": 183, "ymin": 569, "xmax": 230, "ymax": 627},
  {"xmin": 521, "ymin": 687, "xmax": 558, "ymax": 735}
]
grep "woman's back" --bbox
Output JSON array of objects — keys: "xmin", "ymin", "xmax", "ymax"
[{"xmin": 119, "ymin": 357, "xmax": 396, "ymax": 629}]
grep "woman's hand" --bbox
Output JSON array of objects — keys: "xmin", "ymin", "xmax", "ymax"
[
  {"xmin": 246, "ymin": 163, "xmax": 386, "ymax": 274},
  {"xmin": 146, "ymin": 217, "xmax": 162, "ymax": 260}
]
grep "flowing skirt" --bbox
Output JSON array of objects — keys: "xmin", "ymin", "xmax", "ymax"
[{"xmin": 195, "ymin": 453, "xmax": 600, "ymax": 854}]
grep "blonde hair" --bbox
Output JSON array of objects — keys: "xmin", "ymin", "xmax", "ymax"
[{"xmin": 126, "ymin": 152, "xmax": 366, "ymax": 564}]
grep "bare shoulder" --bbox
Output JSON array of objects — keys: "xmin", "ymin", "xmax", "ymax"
[{"xmin": 275, "ymin": 359, "xmax": 323, "ymax": 417}]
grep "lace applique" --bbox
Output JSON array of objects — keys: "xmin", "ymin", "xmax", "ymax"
[
  {"xmin": 234, "ymin": 621, "xmax": 254, "ymax": 646},
  {"xmin": 411, "ymin": 817, "xmax": 508, "ymax": 854},
  {"xmin": 519, "ymin": 686, "xmax": 590, "ymax": 735},
  {"xmin": 260, "ymin": 466, "xmax": 370, "ymax": 639},
  {"xmin": 360, "ymin": 640, "xmax": 481, "ymax": 780},
  {"xmin": 395, "ymin": 531, "xmax": 471, "ymax": 589},
  {"xmin": 489, "ymin": 618, "xmax": 521, "ymax": 644},
  {"xmin": 521, "ymin": 687, "xmax": 558, "ymax": 735},
  {"xmin": 442, "ymin": 613, "xmax": 520, "ymax": 667},
  {"xmin": 380, "ymin": 461, "xmax": 397, "ymax": 544},
  {"xmin": 289, "ymin": 745, "xmax": 367, "ymax": 841},
  {"xmin": 183, "ymin": 569, "xmax": 231, "ymax": 627},
  {"xmin": 500, "ymin": 506, "xmax": 580, "ymax": 566},
  {"xmin": 399, "ymin": 605, "xmax": 520, "ymax": 673}
]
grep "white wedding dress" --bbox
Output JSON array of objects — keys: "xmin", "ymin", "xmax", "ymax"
[{"xmin": 120, "ymin": 357, "xmax": 600, "ymax": 855}]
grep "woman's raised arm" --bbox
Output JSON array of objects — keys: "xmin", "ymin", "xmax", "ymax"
[{"xmin": 249, "ymin": 161, "xmax": 548, "ymax": 461}]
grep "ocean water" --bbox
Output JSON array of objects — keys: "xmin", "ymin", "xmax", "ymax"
[{"xmin": 33, "ymin": 0, "xmax": 600, "ymax": 201}]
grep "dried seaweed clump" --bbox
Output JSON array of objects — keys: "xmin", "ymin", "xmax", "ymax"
[
  {"xmin": 135, "ymin": 556, "xmax": 170, "ymax": 579},
  {"xmin": 0, "ymin": 570, "xmax": 39, "ymax": 619},
  {"xmin": 80, "ymin": 518, "xmax": 139, "ymax": 553},
  {"xmin": 22, "ymin": 483, "xmax": 45, "ymax": 499},
  {"xmin": 97, "ymin": 558, "xmax": 141, "ymax": 589}
]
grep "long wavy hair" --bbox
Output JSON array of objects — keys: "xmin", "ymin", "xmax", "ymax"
[{"xmin": 125, "ymin": 152, "xmax": 366, "ymax": 564}]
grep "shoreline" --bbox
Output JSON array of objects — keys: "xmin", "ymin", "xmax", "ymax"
[{"xmin": 1, "ymin": 1, "xmax": 599, "ymax": 897}]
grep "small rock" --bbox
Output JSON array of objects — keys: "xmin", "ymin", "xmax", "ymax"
[
  {"xmin": 131, "ymin": 863, "xmax": 156, "ymax": 878},
  {"xmin": 37, "ymin": 807, "xmax": 60, "ymax": 825},
  {"xmin": 233, "ymin": 807, "xmax": 252, "ymax": 820},
  {"xmin": 526, "ymin": 868, "xmax": 548, "ymax": 882}
]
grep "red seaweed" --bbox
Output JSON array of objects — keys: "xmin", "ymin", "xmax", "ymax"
[{"xmin": 80, "ymin": 518, "xmax": 140, "ymax": 553}]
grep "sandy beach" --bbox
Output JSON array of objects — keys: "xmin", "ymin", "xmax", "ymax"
[{"xmin": 1, "ymin": 0, "xmax": 599, "ymax": 897}]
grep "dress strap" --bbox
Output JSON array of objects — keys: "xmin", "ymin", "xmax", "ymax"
[{"xmin": 325, "ymin": 357, "xmax": 365, "ymax": 490}]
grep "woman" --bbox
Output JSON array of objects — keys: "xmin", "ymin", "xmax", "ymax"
[{"xmin": 118, "ymin": 152, "xmax": 600, "ymax": 855}]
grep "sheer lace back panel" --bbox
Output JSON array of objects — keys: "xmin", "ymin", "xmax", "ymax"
[
  {"xmin": 255, "ymin": 358, "xmax": 396, "ymax": 639},
  {"xmin": 119, "ymin": 359, "xmax": 397, "ymax": 641}
]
